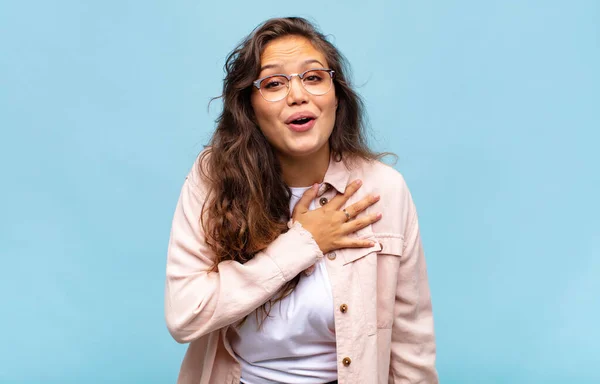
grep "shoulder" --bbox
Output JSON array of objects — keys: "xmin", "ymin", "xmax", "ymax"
[
  {"xmin": 185, "ymin": 147, "xmax": 213, "ymax": 197},
  {"xmin": 348, "ymin": 157, "xmax": 417, "ymax": 233},
  {"xmin": 349, "ymin": 156, "xmax": 411, "ymax": 196}
]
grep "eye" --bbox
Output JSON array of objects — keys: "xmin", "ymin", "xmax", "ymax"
[
  {"xmin": 265, "ymin": 81, "xmax": 282, "ymax": 89},
  {"xmin": 262, "ymin": 76, "xmax": 287, "ymax": 90},
  {"xmin": 303, "ymin": 71, "xmax": 325, "ymax": 83}
]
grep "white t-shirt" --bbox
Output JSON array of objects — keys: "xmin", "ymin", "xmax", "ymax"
[{"xmin": 230, "ymin": 186, "xmax": 337, "ymax": 384}]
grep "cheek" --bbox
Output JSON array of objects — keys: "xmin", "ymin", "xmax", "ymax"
[
  {"xmin": 321, "ymin": 95, "xmax": 338, "ymax": 123},
  {"xmin": 251, "ymin": 99, "xmax": 283, "ymax": 141},
  {"xmin": 251, "ymin": 95, "xmax": 278, "ymax": 124},
  {"xmin": 250, "ymin": 93, "xmax": 265, "ymax": 121},
  {"xmin": 323, "ymin": 90, "xmax": 338, "ymax": 113}
]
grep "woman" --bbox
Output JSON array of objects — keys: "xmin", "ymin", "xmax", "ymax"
[{"xmin": 165, "ymin": 17, "xmax": 438, "ymax": 384}]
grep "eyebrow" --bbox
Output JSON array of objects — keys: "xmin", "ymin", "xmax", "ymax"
[{"xmin": 259, "ymin": 59, "xmax": 326, "ymax": 73}]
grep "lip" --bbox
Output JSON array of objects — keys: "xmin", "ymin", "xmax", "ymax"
[
  {"xmin": 287, "ymin": 118, "xmax": 317, "ymax": 132},
  {"xmin": 284, "ymin": 111, "xmax": 317, "ymax": 124}
]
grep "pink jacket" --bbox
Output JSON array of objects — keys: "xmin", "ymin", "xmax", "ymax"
[{"xmin": 165, "ymin": 154, "xmax": 438, "ymax": 384}]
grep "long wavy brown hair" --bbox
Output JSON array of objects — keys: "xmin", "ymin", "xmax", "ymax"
[{"xmin": 199, "ymin": 17, "xmax": 383, "ymax": 320}]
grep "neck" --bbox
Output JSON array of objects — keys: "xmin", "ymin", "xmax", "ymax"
[{"xmin": 278, "ymin": 145, "xmax": 331, "ymax": 187}]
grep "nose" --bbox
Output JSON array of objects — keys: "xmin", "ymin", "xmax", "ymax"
[{"xmin": 286, "ymin": 75, "xmax": 309, "ymax": 106}]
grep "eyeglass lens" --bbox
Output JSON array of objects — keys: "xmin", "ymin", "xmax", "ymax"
[{"xmin": 259, "ymin": 70, "xmax": 332, "ymax": 101}]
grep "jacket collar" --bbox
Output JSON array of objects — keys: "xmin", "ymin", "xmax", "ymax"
[{"xmin": 318, "ymin": 154, "xmax": 352, "ymax": 196}]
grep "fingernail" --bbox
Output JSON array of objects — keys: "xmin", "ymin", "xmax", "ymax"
[
  {"xmin": 373, "ymin": 194, "xmax": 380, "ymax": 201},
  {"xmin": 377, "ymin": 213, "xmax": 383, "ymax": 219},
  {"xmin": 355, "ymin": 179, "xmax": 362, "ymax": 186}
]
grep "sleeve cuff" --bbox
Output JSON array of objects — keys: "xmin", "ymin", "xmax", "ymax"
[{"xmin": 264, "ymin": 221, "xmax": 324, "ymax": 282}]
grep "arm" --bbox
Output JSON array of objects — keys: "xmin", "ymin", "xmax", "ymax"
[
  {"xmin": 389, "ymin": 199, "xmax": 438, "ymax": 383},
  {"xmin": 164, "ymin": 174, "xmax": 322, "ymax": 344}
]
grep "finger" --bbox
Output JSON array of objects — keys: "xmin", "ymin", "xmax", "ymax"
[
  {"xmin": 342, "ymin": 212, "xmax": 382, "ymax": 233},
  {"xmin": 292, "ymin": 183, "xmax": 319, "ymax": 216},
  {"xmin": 344, "ymin": 193, "xmax": 380, "ymax": 218},
  {"xmin": 329, "ymin": 179, "xmax": 362, "ymax": 210},
  {"xmin": 336, "ymin": 238, "xmax": 376, "ymax": 249}
]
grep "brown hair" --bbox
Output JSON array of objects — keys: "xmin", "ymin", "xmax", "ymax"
[{"xmin": 199, "ymin": 17, "xmax": 383, "ymax": 321}]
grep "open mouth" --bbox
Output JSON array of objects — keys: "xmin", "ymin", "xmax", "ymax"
[
  {"xmin": 290, "ymin": 117, "xmax": 314, "ymax": 125},
  {"xmin": 286, "ymin": 113, "xmax": 317, "ymax": 132}
]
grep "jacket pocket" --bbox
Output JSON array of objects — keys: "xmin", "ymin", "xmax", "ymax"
[
  {"xmin": 373, "ymin": 235, "xmax": 404, "ymax": 329},
  {"xmin": 375, "ymin": 235, "xmax": 404, "ymax": 258},
  {"xmin": 341, "ymin": 240, "xmax": 382, "ymax": 265}
]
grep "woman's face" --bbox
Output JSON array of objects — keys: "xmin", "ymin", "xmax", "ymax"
[{"xmin": 251, "ymin": 35, "xmax": 338, "ymax": 160}]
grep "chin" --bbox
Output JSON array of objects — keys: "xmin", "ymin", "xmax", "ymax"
[
  {"xmin": 281, "ymin": 146, "xmax": 315, "ymax": 157},
  {"xmin": 284, "ymin": 142, "xmax": 328, "ymax": 158}
]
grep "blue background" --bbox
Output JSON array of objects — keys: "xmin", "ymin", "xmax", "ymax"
[{"xmin": 1, "ymin": 1, "xmax": 598, "ymax": 383}]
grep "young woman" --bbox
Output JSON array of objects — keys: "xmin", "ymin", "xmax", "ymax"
[{"xmin": 165, "ymin": 17, "xmax": 438, "ymax": 384}]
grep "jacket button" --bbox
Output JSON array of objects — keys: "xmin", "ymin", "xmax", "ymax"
[
  {"xmin": 339, "ymin": 304, "xmax": 348, "ymax": 313},
  {"xmin": 327, "ymin": 252, "xmax": 336, "ymax": 260},
  {"xmin": 342, "ymin": 357, "xmax": 352, "ymax": 367},
  {"xmin": 319, "ymin": 197, "xmax": 328, "ymax": 206}
]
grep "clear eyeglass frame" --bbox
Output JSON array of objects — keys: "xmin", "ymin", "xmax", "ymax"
[{"xmin": 252, "ymin": 68, "xmax": 336, "ymax": 102}]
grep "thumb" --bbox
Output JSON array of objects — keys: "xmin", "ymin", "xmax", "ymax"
[{"xmin": 292, "ymin": 183, "xmax": 319, "ymax": 217}]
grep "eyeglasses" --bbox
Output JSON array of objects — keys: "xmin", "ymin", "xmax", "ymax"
[{"xmin": 252, "ymin": 68, "xmax": 335, "ymax": 102}]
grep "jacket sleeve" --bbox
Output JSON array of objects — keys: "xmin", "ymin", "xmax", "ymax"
[
  {"xmin": 389, "ymin": 196, "xmax": 439, "ymax": 383},
  {"xmin": 164, "ymin": 170, "xmax": 323, "ymax": 344}
]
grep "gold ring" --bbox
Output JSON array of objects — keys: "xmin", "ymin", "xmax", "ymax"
[{"xmin": 343, "ymin": 208, "xmax": 351, "ymax": 221}]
